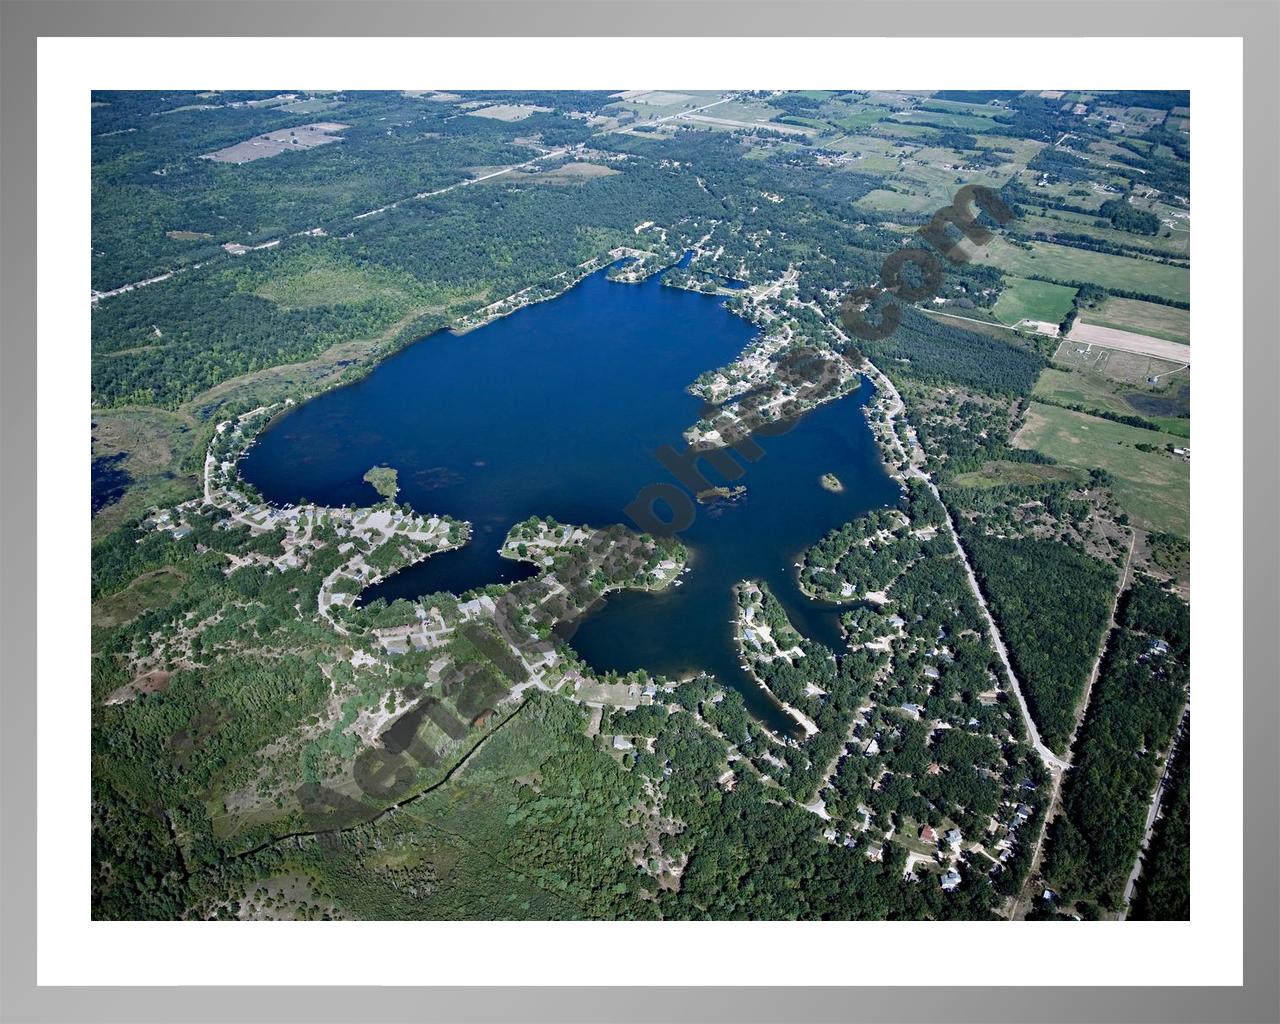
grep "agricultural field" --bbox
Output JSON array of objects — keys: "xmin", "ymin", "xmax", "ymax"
[
  {"xmin": 464, "ymin": 103, "xmax": 552, "ymax": 121},
  {"xmin": 971, "ymin": 237, "xmax": 1190, "ymax": 304},
  {"xmin": 200, "ymin": 122, "xmax": 349, "ymax": 164},
  {"xmin": 1014, "ymin": 403, "xmax": 1190, "ymax": 537},
  {"xmin": 992, "ymin": 277, "xmax": 1078, "ymax": 327},
  {"xmin": 1078, "ymin": 295, "xmax": 1191, "ymax": 344}
]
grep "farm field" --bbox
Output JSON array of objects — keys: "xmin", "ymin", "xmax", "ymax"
[
  {"xmin": 1014, "ymin": 403, "xmax": 1189, "ymax": 537},
  {"xmin": 1065, "ymin": 321, "xmax": 1191, "ymax": 363},
  {"xmin": 971, "ymin": 237, "xmax": 1190, "ymax": 304},
  {"xmin": 992, "ymin": 276, "xmax": 1077, "ymax": 326},
  {"xmin": 1079, "ymin": 295, "xmax": 1191, "ymax": 344},
  {"xmin": 1033, "ymin": 366, "xmax": 1190, "ymax": 430}
]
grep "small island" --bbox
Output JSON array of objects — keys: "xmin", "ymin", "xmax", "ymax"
[
  {"xmin": 695, "ymin": 484, "xmax": 747, "ymax": 505},
  {"xmin": 363, "ymin": 465, "xmax": 399, "ymax": 502},
  {"xmin": 820, "ymin": 472, "xmax": 844, "ymax": 493}
]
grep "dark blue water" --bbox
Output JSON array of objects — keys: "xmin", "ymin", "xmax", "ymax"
[{"xmin": 240, "ymin": 263, "xmax": 899, "ymax": 732}]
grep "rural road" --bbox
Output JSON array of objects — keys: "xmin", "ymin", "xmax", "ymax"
[
  {"xmin": 92, "ymin": 95, "xmax": 738, "ymax": 305},
  {"xmin": 1118, "ymin": 705, "xmax": 1189, "ymax": 920}
]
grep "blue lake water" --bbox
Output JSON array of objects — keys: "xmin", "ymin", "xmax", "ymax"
[{"xmin": 240, "ymin": 262, "xmax": 900, "ymax": 733}]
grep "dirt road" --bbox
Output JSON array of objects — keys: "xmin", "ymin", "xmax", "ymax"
[{"xmin": 1118, "ymin": 706, "xmax": 1189, "ymax": 920}]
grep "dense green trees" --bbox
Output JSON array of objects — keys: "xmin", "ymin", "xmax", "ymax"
[
  {"xmin": 860, "ymin": 308, "xmax": 1046, "ymax": 396},
  {"xmin": 958, "ymin": 534, "xmax": 1116, "ymax": 753},
  {"xmin": 1042, "ymin": 579, "xmax": 1188, "ymax": 914},
  {"xmin": 1130, "ymin": 727, "xmax": 1190, "ymax": 921}
]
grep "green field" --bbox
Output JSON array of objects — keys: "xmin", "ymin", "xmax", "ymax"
[
  {"xmin": 973, "ymin": 238, "xmax": 1189, "ymax": 304},
  {"xmin": 1014, "ymin": 403, "xmax": 1189, "ymax": 537},
  {"xmin": 993, "ymin": 277, "xmax": 1078, "ymax": 326},
  {"xmin": 1079, "ymin": 295, "xmax": 1191, "ymax": 344},
  {"xmin": 252, "ymin": 254, "xmax": 424, "ymax": 310},
  {"xmin": 1016, "ymin": 210, "xmax": 1190, "ymax": 259},
  {"xmin": 950, "ymin": 460, "xmax": 1087, "ymax": 489},
  {"xmin": 892, "ymin": 109, "xmax": 1006, "ymax": 132}
]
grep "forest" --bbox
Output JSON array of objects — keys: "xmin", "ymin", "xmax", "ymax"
[
  {"xmin": 1041, "ymin": 579, "xmax": 1189, "ymax": 916},
  {"xmin": 956, "ymin": 532, "xmax": 1117, "ymax": 754},
  {"xmin": 856, "ymin": 307, "xmax": 1046, "ymax": 397},
  {"xmin": 1129, "ymin": 726, "xmax": 1190, "ymax": 921}
]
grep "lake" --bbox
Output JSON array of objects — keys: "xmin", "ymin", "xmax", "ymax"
[{"xmin": 240, "ymin": 260, "xmax": 900, "ymax": 733}]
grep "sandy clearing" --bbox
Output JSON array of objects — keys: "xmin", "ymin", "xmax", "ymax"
[{"xmin": 1068, "ymin": 320, "xmax": 1191, "ymax": 363}]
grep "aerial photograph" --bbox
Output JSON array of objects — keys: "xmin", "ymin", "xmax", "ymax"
[{"xmin": 90, "ymin": 88, "xmax": 1191, "ymax": 923}]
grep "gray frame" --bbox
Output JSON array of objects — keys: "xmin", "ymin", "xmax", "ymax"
[{"xmin": 1, "ymin": 1, "xmax": 1276, "ymax": 1021}]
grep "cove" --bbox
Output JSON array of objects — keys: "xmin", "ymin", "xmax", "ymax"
[{"xmin": 239, "ymin": 261, "xmax": 900, "ymax": 734}]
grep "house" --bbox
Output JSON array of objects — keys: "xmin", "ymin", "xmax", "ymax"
[
  {"xmin": 926, "ymin": 762, "xmax": 943, "ymax": 776},
  {"xmin": 946, "ymin": 828, "xmax": 963, "ymax": 851},
  {"xmin": 1148, "ymin": 638, "xmax": 1170, "ymax": 656},
  {"xmin": 612, "ymin": 736, "xmax": 633, "ymax": 751},
  {"xmin": 919, "ymin": 824, "xmax": 937, "ymax": 844},
  {"xmin": 900, "ymin": 703, "xmax": 922, "ymax": 720},
  {"xmin": 940, "ymin": 869, "xmax": 962, "ymax": 892}
]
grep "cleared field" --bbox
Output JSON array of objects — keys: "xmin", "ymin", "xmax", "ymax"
[
  {"xmin": 1014, "ymin": 404, "xmax": 1189, "ymax": 537},
  {"xmin": 1079, "ymin": 295, "xmax": 1190, "ymax": 344},
  {"xmin": 465, "ymin": 104, "xmax": 551, "ymax": 122},
  {"xmin": 1066, "ymin": 321, "xmax": 1191, "ymax": 363},
  {"xmin": 92, "ymin": 567, "xmax": 188, "ymax": 649},
  {"xmin": 200, "ymin": 123, "xmax": 349, "ymax": 164},
  {"xmin": 971, "ymin": 237, "xmax": 1189, "ymax": 304},
  {"xmin": 519, "ymin": 162, "xmax": 620, "ymax": 184},
  {"xmin": 252, "ymin": 261, "xmax": 419, "ymax": 310},
  {"xmin": 679, "ymin": 112, "xmax": 813, "ymax": 135},
  {"xmin": 950, "ymin": 460, "xmax": 1086, "ymax": 489},
  {"xmin": 1034, "ymin": 366, "xmax": 1190, "ymax": 429},
  {"xmin": 992, "ymin": 277, "xmax": 1077, "ymax": 326},
  {"xmin": 1051, "ymin": 341, "xmax": 1187, "ymax": 386},
  {"xmin": 856, "ymin": 189, "xmax": 941, "ymax": 213},
  {"xmin": 891, "ymin": 108, "xmax": 1004, "ymax": 132}
]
